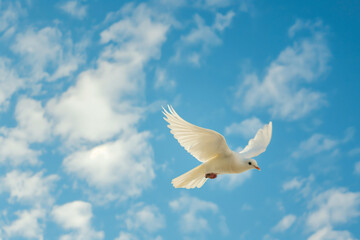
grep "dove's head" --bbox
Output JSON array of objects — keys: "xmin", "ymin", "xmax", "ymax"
[{"xmin": 247, "ymin": 159, "xmax": 261, "ymax": 171}]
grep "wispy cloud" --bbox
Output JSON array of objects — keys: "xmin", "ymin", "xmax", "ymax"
[
  {"xmin": 173, "ymin": 11, "xmax": 235, "ymax": 65},
  {"xmin": 291, "ymin": 134, "xmax": 338, "ymax": 159},
  {"xmin": 0, "ymin": 1, "xmax": 23, "ymax": 37},
  {"xmin": 225, "ymin": 117, "xmax": 264, "ymax": 138},
  {"xmin": 308, "ymin": 227, "xmax": 357, "ymax": 240},
  {"xmin": 306, "ymin": 188, "xmax": 360, "ymax": 232},
  {"xmin": 123, "ymin": 203, "xmax": 165, "ymax": 233},
  {"xmin": 216, "ymin": 171, "xmax": 252, "ymax": 190},
  {"xmin": 355, "ymin": 162, "xmax": 360, "ymax": 175},
  {"xmin": 272, "ymin": 214, "xmax": 296, "ymax": 232},
  {"xmin": 154, "ymin": 68, "xmax": 176, "ymax": 91},
  {"xmin": 282, "ymin": 175, "xmax": 314, "ymax": 197},
  {"xmin": 235, "ymin": 20, "xmax": 330, "ymax": 120},
  {"xmin": 59, "ymin": 0, "xmax": 88, "ymax": 19},
  {"xmin": 169, "ymin": 195, "xmax": 227, "ymax": 235},
  {"xmin": 115, "ymin": 202, "xmax": 165, "ymax": 239},
  {"xmin": 0, "ymin": 58, "xmax": 24, "ymax": 110},
  {"xmin": 291, "ymin": 127, "xmax": 354, "ymax": 159}
]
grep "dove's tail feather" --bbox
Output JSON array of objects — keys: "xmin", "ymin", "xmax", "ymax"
[{"xmin": 172, "ymin": 164, "xmax": 207, "ymax": 189}]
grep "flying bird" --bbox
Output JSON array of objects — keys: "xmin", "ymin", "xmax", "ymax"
[{"xmin": 163, "ymin": 106, "xmax": 272, "ymax": 189}]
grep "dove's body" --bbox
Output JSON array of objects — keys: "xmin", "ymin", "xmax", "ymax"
[
  {"xmin": 202, "ymin": 152, "xmax": 247, "ymax": 175},
  {"xmin": 163, "ymin": 106, "xmax": 272, "ymax": 189}
]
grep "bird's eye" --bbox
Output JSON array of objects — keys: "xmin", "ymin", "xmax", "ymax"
[{"xmin": 248, "ymin": 162, "xmax": 251, "ymax": 165}]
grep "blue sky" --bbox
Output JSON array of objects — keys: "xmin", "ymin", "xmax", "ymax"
[{"xmin": 0, "ymin": 0, "xmax": 359, "ymax": 239}]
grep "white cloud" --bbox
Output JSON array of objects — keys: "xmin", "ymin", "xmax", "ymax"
[
  {"xmin": 216, "ymin": 171, "xmax": 252, "ymax": 190},
  {"xmin": 0, "ymin": 2, "xmax": 22, "ymax": 35},
  {"xmin": 292, "ymin": 134, "xmax": 338, "ymax": 159},
  {"xmin": 182, "ymin": 14, "xmax": 221, "ymax": 48},
  {"xmin": 0, "ymin": 58, "xmax": 24, "ymax": 110},
  {"xmin": 282, "ymin": 175, "xmax": 314, "ymax": 197},
  {"xmin": 213, "ymin": 11, "xmax": 235, "ymax": 31},
  {"xmin": 306, "ymin": 188, "xmax": 360, "ymax": 232},
  {"xmin": 169, "ymin": 195, "xmax": 225, "ymax": 234},
  {"xmin": 63, "ymin": 132, "xmax": 154, "ymax": 203},
  {"xmin": 12, "ymin": 97, "xmax": 52, "ymax": 142},
  {"xmin": 123, "ymin": 203, "xmax": 165, "ymax": 233},
  {"xmin": 59, "ymin": 0, "xmax": 87, "ymax": 19},
  {"xmin": 48, "ymin": 3, "xmax": 170, "ymax": 144},
  {"xmin": 283, "ymin": 178, "xmax": 303, "ymax": 191},
  {"xmin": 0, "ymin": 137, "xmax": 39, "ymax": 165},
  {"xmin": 11, "ymin": 26, "xmax": 84, "ymax": 82},
  {"xmin": 225, "ymin": 117, "xmax": 264, "ymax": 138},
  {"xmin": 272, "ymin": 214, "xmax": 296, "ymax": 232},
  {"xmin": 308, "ymin": 227, "xmax": 356, "ymax": 240},
  {"xmin": 174, "ymin": 11, "xmax": 235, "ymax": 65},
  {"xmin": 115, "ymin": 232, "xmax": 139, "ymax": 240},
  {"xmin": 0, "ymin": 98, "xmax": 51, "ymax": 165},
  {"xmin": 51, "ymin": 201, "xmax": 104, "ymax": 240},
  {"xmin": 0, "ymin": 170, "xmax": 58, "ymax": 207},
  {"xmin": 154, "ymin": 68, "xmax": 176, "ymax": 90},
  {"xmin": 235, "ymin": 20, "xmax": 330, "ymax": 120},
  {"xmin": 2, "ymin": 208, "xmax": 45, "ymax": 239}
]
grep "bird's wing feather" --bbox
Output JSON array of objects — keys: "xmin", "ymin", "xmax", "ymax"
[
  {"xmin": 163, "ymin": 106, "xmax": 232, "ymax": 162},
  {"xmin": 239, "ymin": 122, "xmax": 272, "ymax": 159}
]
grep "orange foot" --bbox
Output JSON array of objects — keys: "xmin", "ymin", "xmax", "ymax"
[{"xmin": 205, "ymin": 173, "xmax": 217, "ymax": 179}]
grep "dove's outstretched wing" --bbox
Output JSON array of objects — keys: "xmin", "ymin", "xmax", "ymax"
[
  {"xmin": 239, "ymin": 122, "xmax": 272, "ymax": 159},
  {"xmin": 163, "ymin": 106, "xmax": 232, "ymax": 162}
]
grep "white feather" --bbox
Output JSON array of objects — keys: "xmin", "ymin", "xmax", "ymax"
[{"xmin": 164, "ymin": 106, "xmax": 272, "ymax": 189}]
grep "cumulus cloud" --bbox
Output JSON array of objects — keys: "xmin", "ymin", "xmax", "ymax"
[
  {"xmin": 0, "ymin": 170, "xmax": 58, "ymax": 207},
  {"xmin": 59, "ymin": 0, "xmax": 88, "ymax": 19},
  {"xmin": 63, "ymin": 132, "xmax": 154, "ymax": 203},
  {"xmin": 225, "ymin": 117, "xmax": 264, "ymax": 138},
  {"xmin": 123, "ymin": 203, "xmax": 165, "ymax": 233},
  {"xmin": 306, "ymin": 188, "xmax": 360, "ymax": 232},
  {"xmin": 2, "ymin": 208, "xmax": 45, "ymax": 239},
  {"xmin": 272, "ymin": 214, "xmax": 296, "ymax": 232},
  {"xmin": 0, "ymin": 98, "xmax": 52, "ymax": 165},
  {"xmin": 235, "ymin": 20, "xmax": 330, "ymax": 120},
  {"xmin": 170, "ymin": 195, "xmax": 226, "ymax": 234},
  {"xmin": 48, "ymin": 3, "xmax": 170, "ymax": 144},
  {"xmin": 51, "ymin": 201, "xmax": 104, "ymax": 240},
  {"xmin": 115, "ymin": 203, "xmax": 165, "ymax": 239},
  {"xmin": 11, "ymin": 26, "xmax": 84, "ymax": 82}
]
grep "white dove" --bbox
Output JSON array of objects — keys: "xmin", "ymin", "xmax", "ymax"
[{"xmin": 163, "ymin": 106, "xmax": 272, "ymax": 189}]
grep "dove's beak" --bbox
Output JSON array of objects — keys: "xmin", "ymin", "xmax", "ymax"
[{"xmin": 254, "ymin": 166, "xmax": 261, "ymax": 171}]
